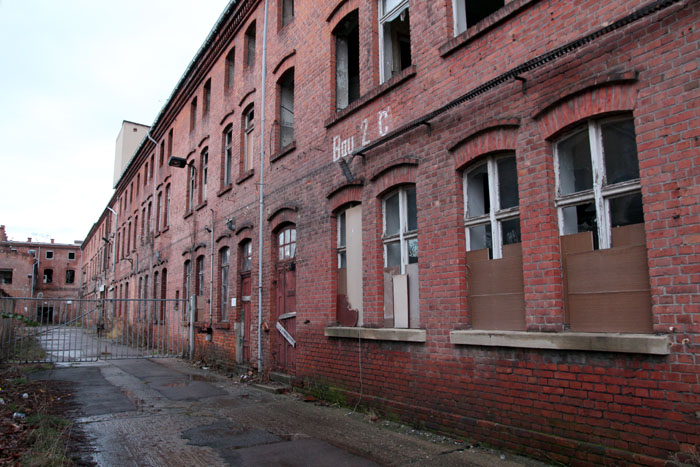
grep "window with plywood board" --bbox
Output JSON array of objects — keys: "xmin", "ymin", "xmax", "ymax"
[
  {"xmin": 463, "ymin": 152, "xmax": 525, "ymax": 330},
  {"xmin": 555, "ymin": 116, "xmax": 650, "ymax": 332},
  {"xmin": 336, "ymin": 205, "xmax": 363, "ymax": 326}
]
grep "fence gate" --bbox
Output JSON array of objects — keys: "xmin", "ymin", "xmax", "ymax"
[{"xmin": 0, "ymin": 297, "xmax": 191, "ymax": 363}]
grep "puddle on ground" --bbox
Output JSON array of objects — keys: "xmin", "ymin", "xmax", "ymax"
[{"xmin": 161, "ymin": 374, "xmax": 216, "ymax": 388}]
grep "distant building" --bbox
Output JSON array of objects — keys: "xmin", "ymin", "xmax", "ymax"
[
  {"xmin": 79, "ymin": 0, "xmax": 699, "ymax": 464},
  {"xmin": 0, "ymin": 225, "xmax": 82, "ymax": 302}
]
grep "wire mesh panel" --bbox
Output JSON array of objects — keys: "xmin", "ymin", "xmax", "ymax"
[{"xmin": 0, "ymin": 297, "xmax": 189, "ymax": 363}]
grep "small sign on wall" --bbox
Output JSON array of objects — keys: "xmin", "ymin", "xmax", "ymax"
[{"xmin": 231, "ymin": 297, "xmax": 236, "ymax": 307}]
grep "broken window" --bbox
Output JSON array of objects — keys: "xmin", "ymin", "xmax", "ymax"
[
  {"xmin": 0, "ymin": 269, "xmax": 12, "ymax": 284},
  {"xmin": 225, "ymin": 48, "xmax": 235, "ymax": 90},
  {"xmin": 68, "ymin": 251, "xmax": 75, "ymax": 260},
  {"xmin": 183, "ymin": 260, "xmax": 192, "ymax": 301},
  {"xmin": 45, "ymin": 250, "xmax": 53, "ymax": 259},
  {"xmin": 278, "ymin": 227, "xmax": 296, "ymax": 261},
  {"xmin": 336, "ymin": 205, "xmax": 363, "ymax": 326},
  {"xmin": 379, "ymin": 0, "xmax": 411, "ymax": 84},
  {"xmin": 279, "ymin": 69, "xmax": 295, "ymax": 149},
  {"xmin": 555, "ymin": 116, "xmax": 650, "ymax": 333},
  {"xmin": 382, "ymin": 185, "xmax": 419, "ymax": 328},
  {"xmin": 165, "ymin": 184, "xmax": 171, "ymax": 227},
  {"xmin": 196, "ymin": 255, "xmax": 205, "ymax": 297},
  {"xmin": 220, "ymin": 247, "xmax": 230, "ymax": 321},
  {"xmin": 156, "ymin": 191, "xmax": 162, "ymax": 232},
  {"xmin": 187, "ymin": 163, "xmax": 196, "ymax": 212},
  {"xmin": 453, "ymin": 0, "xmax": 504, "ymax": 35},
  {"xmin": 203, "ymin": 79, "xmax": 211, "ymax": 117},
  {"xmin": 65, "ymin": 269, "xmax": 75, "ymax": 284},
  {"xmin": 223, "ymin": 126, "xmax": 233, "ymax": 186},
  {"xmin": 245, "ymin": 23, "xmax": 256, "ymax": 68},
  {"xmin": 243, "ymin": 105, "xmax": 255, "ymax": 173},
  {"xmin": 43, "ymin": 269, "xmax": 53, "ymax": 284},
  {"xmin": 241, "ymin": 240, "xmax": 252, "ymax": 272},
  {"xmin": 200, "ymin": 148, "xmax": 208, "ymax": 203},
  {"xmin": 463, "ymin": 153, "xmax": 525, "ymax": 330},
  {"xmin": 281, "ymin": 0, "xmax": 294, "ymax": 26},
  {"xmin": 555, "ymin": 116, "xmax": 642, "ymax": 250},
  {"xmin": 334, "ymin": 11, "xmax": 360, "ymax": 110},
  {"xmin": 464, "ymin": 153, "xmax": 520, "ymax": 259},
  {"xmin": 190, "ymin": 97, "xmax": 197, "ymax": 132}
]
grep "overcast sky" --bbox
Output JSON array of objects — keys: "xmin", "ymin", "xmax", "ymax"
[{"xmin": 0, "ymin": 0, "xmax": 230, "ymax": 244}]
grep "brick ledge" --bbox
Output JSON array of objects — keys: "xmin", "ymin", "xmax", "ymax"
[
  {"xmin": 325, "ymin": 326, "xmax": 426, "ymax": 343},
  {"xmin": 449, "ymin": 330, "xmax": 670, "ymax": 355}
]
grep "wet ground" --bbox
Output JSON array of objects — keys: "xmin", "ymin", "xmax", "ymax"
[{"xmin": 29, "ymin": 357, "xmax": 552, "ymax": 466}]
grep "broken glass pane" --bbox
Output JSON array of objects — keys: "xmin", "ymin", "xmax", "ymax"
[
  {"xmin": 562, "ymin": 202, "xmax": 599, "ymax": 248},
  {"xmin": 602, "ymin": 119, "xmax": 639, "ymax": 185},
  {"xmin": 386, "ymin": 241, "xmax": 401, "ymax": 267},
  {"xmin": 558, "ymin": 127, "xmax": 592, "ymax": 195},
  {"xmin": 497, "ymin": 155, "xmax": 519, "ymax": 209},
  {"xmin": 610, "ymin": 192, "xmax": 643, "ymax": 227},
  {"xmin": 469, "ymin": 224, "xmax": 492, "ymax": 252},
  {"xmin": 406, "ymin": 187, "xmax": 417, "ymax": 232},
  {"xmin": 385, "ymin": 192, "xmax": 400, "ymax": 236},
  {"xmin": 407, "ymin": 238, "xmax": 418, "ymax": 264},
  {"xmin": 467, "ymin": 163, "xmax": 489, "ymax": 217},
  {"xmin": 501, "ymin": 218, "xmax": 521, "ymax": 245}
]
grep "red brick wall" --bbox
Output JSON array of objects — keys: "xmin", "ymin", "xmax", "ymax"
[{"xmin": 81, "ymin": 0, "xmax": 699, "ymax": 463}]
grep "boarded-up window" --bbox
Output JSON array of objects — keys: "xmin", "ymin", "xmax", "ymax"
[
  {"xmin": 383, "ymin": 186, "xmax": 419, "ymax": 328},
  {"xmin": 464, "ymin": 153, "xmax": 524, "ymax": 330},
  {"xmin": 379, "ymin": 0, "xmax": 411, "ymax": 83},
  {"xmin": 337, "ymin": 205, "xmax": 363, "ymax": 326},
  {"xmin": 555, "ymin": 117, "xmax": 649, "ymax": 332},
  {"xmin": 334, "ymin": 11, "xmax": 360, "ymax": 110}
]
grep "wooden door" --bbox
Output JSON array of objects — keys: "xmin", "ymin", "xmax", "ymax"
[
  {"xmin": 274, "ymin": 226, "xmax": 296, "ymax": 373},
  {"xmin": 240, "ymin": 274, "xmax": 252, "ymax": 363}
]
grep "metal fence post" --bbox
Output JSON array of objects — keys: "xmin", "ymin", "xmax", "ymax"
[{"xmin": 189, "ymin": 295, "xmax": 195, "ymax": 361}]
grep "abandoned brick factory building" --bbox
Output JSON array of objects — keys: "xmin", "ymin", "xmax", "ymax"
[{"xmin": 79, "ymin": 0, "xmax": 699, "ymax": 464}]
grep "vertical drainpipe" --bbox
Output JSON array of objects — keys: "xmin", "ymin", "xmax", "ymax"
[
  {"xmin": 146, "ymin": 132, "xmax": 159, "ymax": 304},
  {"xmin": 257, "ymin": 0, "xmax": 270, "ymax": 374},
  {"xmin": 106, "ymin": 206, "xmax": 118, "ymax": 273},
  {"xmin": 209, "ymin": 209, "xmax": 214, "ymax": 327}
]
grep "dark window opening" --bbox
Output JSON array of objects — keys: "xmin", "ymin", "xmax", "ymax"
[
  {"xmin": 279, "ymin": 69, "xmax": 295, "ymax": 149},
  {"xmin": 225, "ymin": 48, "xmax": 235, "ymax": 90},
  {"xmin": 66, "ymin": 269, "xmax": 75, "ymax": 284},
  {"xmin": 203, "ymin": 79, "xmax": 211, "ymax": 117},
  {"xmin": 44, "ymin": 269, "xmax": 53, "ymax": 284},
  {"xmin": 282, "ymin": 0, "xmax": 294, "ymax": 26},
  {"xmin": 245, "ymin": 23, "xmax": 256, "ymax": 68},
  {"xmin": 334, "ymin": 11, "xmax": 360, "ymax": 110},
  {"xmin": 0, "ymin": 269, "xmax": 12, "ymax": 284},
  {"xmin": 380, "ymin": 1, "xmax": 411, "ymax": 83}
]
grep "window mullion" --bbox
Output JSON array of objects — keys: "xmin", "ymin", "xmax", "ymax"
[
  {"xmin": 399, "ymin": 188, "xmax": 407, "ymax": 274},
  {"xmin": 487, "ymin": 158, "xmax": 502, "ymax": 259},
  {"xmin": 589, "ymin": 121, "xmax": 610, "ymax": 249}
]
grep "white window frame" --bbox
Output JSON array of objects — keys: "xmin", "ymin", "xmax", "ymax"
[
  {"xmin": 201, "ymin": 149, "xmax": 208, "ymax": 202},
  {"xmin": 45, "ymin": 250, "xmax": 53, "ymax": 259},
  {"xmin": 452, "ymin": 0, "xmax": 467, "ymax": 36},
  {"xmin": 337, "ymin": 210, "xmax": 347, "ymax": 269},
  {"xmin": 382, "ymin": 186, "xmax": 417, "ymax": 274},
  {"xmin": 378, "ymin": 0, "xmax": 409, "ymax": 84},
  {"xmin": 463, "ymin": 153, "xmax": 520, "ymax": 259},
  {"xmin": 554, "ymin": 116, "xmax": 641, "ymax": 250},
  {"xmin": 224, "ymin": 128, "xmax": 233, "ymax": 186},
  {"xmin": 220, "ymin": 247, "xmax": 230, "ymax": 321},
  {"xmin": 243, "ymin": 107, "xmax": 255, "ymax": 172}
]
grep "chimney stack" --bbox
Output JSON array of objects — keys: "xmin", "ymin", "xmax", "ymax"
[
  {"xmin": 51, "ymin": 239, "xmax": 55, "ymax": 244},
  {"xmin": 28, "ymin": 237, "xmax": 32, "ymax": 242}
]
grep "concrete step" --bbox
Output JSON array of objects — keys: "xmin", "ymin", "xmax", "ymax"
[
  {"xmin": 269, "ymin": 371, "xmax": 294, "ymax": 386},
  {"xmin": 252, "ymin": 382, "xmax": 290, "ymax": 394}
]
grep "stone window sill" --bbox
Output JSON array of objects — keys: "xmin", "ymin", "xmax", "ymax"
[
  {"xmin": 325, "ymin": 65, "xmax": 417, "ymax": 129},
  {"xmin": 217, "ymin": 185, "xmax": 233, "ymax": 197},
  {"xmin": 439, "ymin": 0, "xmax": 539, "ymax": 58},
  {"xmin": 196, "ymin": 201, "xmax": 208, "ymax": 211},
  {"xmin": 270, "ymin": 142, "xmax": 296, "ymax": 163},
  {"xmin": 449, "ymin": 330, "xmax": 670, "ymax": 355},
  {"xmin": 325, "ymin": 326, "xmax": 426, "ymax": 343},
  {"xmin": 236, "ymin": 169, "xmax": 254, "ymax": 185}
]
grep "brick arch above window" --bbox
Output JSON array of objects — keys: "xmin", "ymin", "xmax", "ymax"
[
  {"xmin": 370, "ymin": 161, "xmax": 417, "ymax": 199},
  {"xmin": 326, "ymin": 0, "xmax": 357, "ymax": 26},
  {"xmin": 272, "ymin": 50, "xmax": 296, "ymax": 76},
  {"xmin": 235, "ymin": 222, "xmax": 254, "ymax": 236},
  {"xmin": 450, "ymin": 122, "xmax": 519, "ymax": 171},
  {"xmin": 536, "ymin": 83, "xmax": 638, "ymax": 140},
  {"xmin": 268, "ymin": 204, "xmax": 298, "ymax": 232},
  {"xmin": 327, "ymin": 182, "xmax": 363, "ymax": 212}
]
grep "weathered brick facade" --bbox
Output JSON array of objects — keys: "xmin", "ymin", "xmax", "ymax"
[
  {"xmin": 0, "ymin": 225, "xmax": 82, "ymax": 300},
  {"xmin": 80, "ymin": 0, "xmax": 699, "ymax": 463}
]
